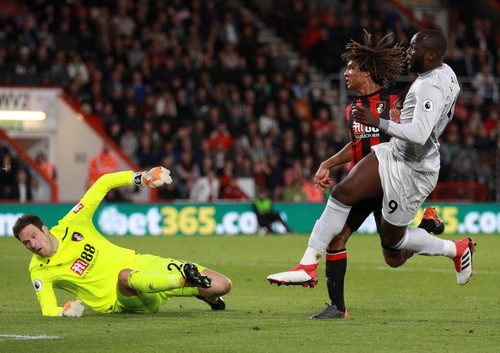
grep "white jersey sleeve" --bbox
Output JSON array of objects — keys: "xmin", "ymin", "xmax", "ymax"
[
  {"xmin": 385, "ymin": 81, "xmax": 446, "ymax": 145},
  {"xmin": 379, "ymin": 64, "xmax": 460, "ymax": 171}
]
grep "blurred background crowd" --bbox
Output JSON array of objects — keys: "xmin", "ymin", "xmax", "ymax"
[{"xmin": 0, "ymin": 0, "xmax": 498, "ymax": 203}]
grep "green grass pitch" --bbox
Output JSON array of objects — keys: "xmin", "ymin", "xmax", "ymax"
[{"xmin": 1, "ymin": 234, "xmax": 499, "ymax": 353}]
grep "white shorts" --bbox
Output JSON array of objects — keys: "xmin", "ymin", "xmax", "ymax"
[{"xmin": 372, "ymin": 143, "xmax": 438, "ymax": 226}]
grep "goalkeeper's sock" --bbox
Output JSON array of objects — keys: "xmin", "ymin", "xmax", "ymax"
[
  {"xmin": 162, "ymin": 286, "xmax": 199, "ymax": 297},
  {"xmin": 128, "ymin": 270, "xmax": 186, "ymax": 292}
]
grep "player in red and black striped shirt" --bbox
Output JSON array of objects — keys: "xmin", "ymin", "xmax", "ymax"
[
  {"xmin": 267, "ymin": 31, "xmax": 444, "ymax": 319},
  {"xmin": 346, "ymin": 89, "xmax": 398, "ymax": 169}
]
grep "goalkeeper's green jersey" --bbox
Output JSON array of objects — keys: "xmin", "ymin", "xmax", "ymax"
[{"xmin": 29, "ymin": 171, "xmax": 137, "ymax": 316}]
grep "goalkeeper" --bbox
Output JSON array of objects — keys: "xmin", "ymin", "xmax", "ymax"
[{"xmin": 13, "ymin": 167, "xmax": 232, "ymax": 317}]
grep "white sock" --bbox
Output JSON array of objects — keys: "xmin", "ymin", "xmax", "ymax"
[
  {"xmin": 301, "ymin": 197, "xmax": 351, "ymax": 264},
  {"xmin": 394, "ymin": 227, "xmax": 457, "ymax": 258},
  {"xmin": 300, "ymin": 246, "xmax": 323, "ymax": 265}
]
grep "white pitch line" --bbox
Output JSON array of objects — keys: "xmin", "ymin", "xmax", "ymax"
[{"xmin": 0, "ymin": 334, "xmax": 59, "ymax": 341}]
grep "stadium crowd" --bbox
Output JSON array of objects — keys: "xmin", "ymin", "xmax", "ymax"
[{"xmin": 0, "ymin": 0, "xmax": 498, "ymax": 202}]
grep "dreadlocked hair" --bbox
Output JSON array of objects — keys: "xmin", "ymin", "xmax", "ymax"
[{"xmin": 341, "ymin": 30, "xmax": 406, "ymax": 87}]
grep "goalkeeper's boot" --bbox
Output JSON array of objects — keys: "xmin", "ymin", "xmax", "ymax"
[
  {"xmin": 267, "ymin": 264, "xmax": 318, "ymax": 288},
  {"xmin": 310, "ymin": 304, "xmax": 348, "ymax": 319},
  {"xmin": 422, "ymin": 206, "xmax": 445, "ymax": 235},
  {"xmin": 196, "ymin": 295, "xmax": 226, "ymax": 310},
  {"xmin": 452, "ymin": 237, "xmax": 476, "ymax": 285},
  {"xmin": 182, "ymin": 263, "xmax": 212, "ymax": 288}
]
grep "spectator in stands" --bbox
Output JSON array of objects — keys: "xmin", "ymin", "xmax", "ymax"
[
  {"xmin": 270, "ymin": 42, "xmax": 291, "ymax": 74},
  {"xmin": 472, "ymin": 63, "xmax": 499, "ymax": 108},
  {"xmin": 35, "ymin": 152, "xmax": 56, "ymax": 182},
  {"xmin": 111, "ymin": 4, "xmax": 136, "ymax": 38},
  {"xmin": 16, "ymin": 11, "xmax": 37, "ymax": 52},
  {"xmin": 460, "ymin": 46, "xmax": 480, "ymax": 77},
  {"xmin": 258, "ymin": 101, "xmax": 280, "ymax": 136},
  {"xmin": 264, "ymin": 153, "xmax": 285, "ymax": 200},
  {"xmin": 87, "ymin": 144, "xmax": 118, "ymax": 189},
  {"xmin": 208, "ymin": 122, "xmax": 234, "ymax": 153},
  {"xmin": 291, "ymin": 71, "xmax": 312, "ymax": 101},
  {"xmin": 54, "ymin": 19, "xmax": 76, "ymax": 53},
  {"xmin": 49, "ymin": 50, "xmax": 70, "ymax": 85},
  {"xmin": 13, "ymin": 46, "xmax": 36, "ymax": 76},
  {"xmin": 439, "ymin": 123, "xmax": 464, "ymax": 181},
  {"xmin": 2, "ymin": 0, "xmax": 498, "ymax": 203},
  {"xmin": 190, "ymin": 169, "xmax": 220, "ymax": 202},
  {"xmin": 75, "ymin": 20, "xmax": 94, "ymax": 57},
  {"xmin": 0, "ymin": 151, "xmax": 16, "ymax": 199},
  {"xmin": 119, "ymin": 128, "xmax": 138, "ymax": 163},
  {"xmin": 280, "ymin": 132, "xmax": 300, "ymax": 171},
  {"xmin": 175, "ymin": 150, "xmax": 200, "ymax": 199},
  {"xmin": 67, "ymin": 52, "xmax": 89, "ymax": 84},
  {"xmin": 157, "ymin": 155, "xmax": 182, "ymax": 201},
  {"xmin": 282, "ymin": 159, "xmax": 306, "ymax": 203},
  {"xmin": 11, "ymin": 167, "xmax": 32, "ymax": 203},
  {"xmin": 120, "ymin": 103, "xmax": 142, "ymax": 132},
  {"xmin": 220, "ymin": 177, "xmax": 249, "ymax": 200},
  {"xmin": 283, "ymin": 178, "xmax": 307, "ymax": 203},
  {"xmin": 136, "ymin": 133, "xmax": 159, "ymax": 169},
  {"xmin": 293, "ymin": 93, "xmax": 313, "ymax": 121},
  {"xmin": 246, "ymin": 135, "xmax": 267, "ymax": 166},
  {"xmin": 303, "ymin": 178, "xmax": 324, "ymax": 202},
  {"xmin": 312, "ymin": 107, "xmax": 336, "ymax": 141},
  {"xmin": 218, "ymin": 160, "xmax": 247, "ymax": 201}
]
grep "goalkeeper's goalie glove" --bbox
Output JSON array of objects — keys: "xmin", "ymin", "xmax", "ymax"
[
  {"xmin": 60, "ymin": 300, "xmax": 85, "ymax": 317},
  {"xmin": 133, "ymin": 166, "xmax": 173, "ymax": 188}
]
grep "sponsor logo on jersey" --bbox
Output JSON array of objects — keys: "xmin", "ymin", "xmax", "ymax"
[
  {"xmin": 375, "ymin": 101, "xmax": 386, "ymax": 114},
  {"xmin": 352, "ymin": 121, "xmax": 380, "ymax": 135},
  {"xmin": 71, "ymin": 232, "xmax": 84, "ymax": 242},
  {"xmin": 33, "ymin": 279, "xmax": 43, "ymax": 292},
  {"xmin": 423, "ymin": 99, "xmax": 434, "ymax": 111},
  {"xmin": 71, "ymin": 259, "xmax": 89, "ymax": 276},
  {"xmin": 72, "ymin": 203, "xmax": 84, "ymax": 213}
]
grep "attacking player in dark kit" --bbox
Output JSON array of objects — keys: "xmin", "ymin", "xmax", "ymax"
[{"xmin": 268, "ymin": 30, "xmax": 472, "ymax": 319}]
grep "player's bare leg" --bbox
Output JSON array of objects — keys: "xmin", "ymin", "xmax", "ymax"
[
  {"xmin": 267, "ymin": 153, "xmax": 382, "ymax": 287},
  {"xmin": 380, "ymin": 217, "xmax": 476, "ymax": 285},
  {"xmin": 195, "ymin": 269, "xmax": 232, "ymax": 310},
  {"xmin": 382, "ymin": 248, "xmax": 414, "ymax": 268}
]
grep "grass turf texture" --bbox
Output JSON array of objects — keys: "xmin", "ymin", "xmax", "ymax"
[{"xmin": 1, "ymin": 234, "xmax": 499, "ymax": 353}]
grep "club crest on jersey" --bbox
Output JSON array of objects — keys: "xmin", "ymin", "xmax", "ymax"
[
  {"xmin": 72, "ymin": 203, "xmax": 84, "ymax": 213},
  {"xmin": 376, "ymin": 101, "xmax": 386, "ymax": 114},
  {"xmin": 33, "ymin": 279, "xmax": 43, "ymax": 292},
  {"xmin": 71, "ymin": 232, "xmax": 84, "ymax": 242},
  {"xmin": 423, "ymin": 99, "xmax": 434, "ymax": 111}
]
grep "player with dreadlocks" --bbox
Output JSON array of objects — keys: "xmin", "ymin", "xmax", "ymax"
[{"xmin": 267, "ymin": 30, "xmax": 447, "ymax": 319}]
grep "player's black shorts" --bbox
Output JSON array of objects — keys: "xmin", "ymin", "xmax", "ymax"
[{"xmin": 345, "ymin": 195, "xmax": 383, "ymax": 233}]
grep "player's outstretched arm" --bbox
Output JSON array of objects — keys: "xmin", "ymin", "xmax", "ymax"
[{"xmin": 133, "ymin": 166, "xmax": 173, "ymax": 188}]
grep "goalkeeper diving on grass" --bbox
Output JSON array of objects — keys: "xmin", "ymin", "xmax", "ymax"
[{"xmin": 13, "ymin": 167, "xmax": 232, "ymax": 317}]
